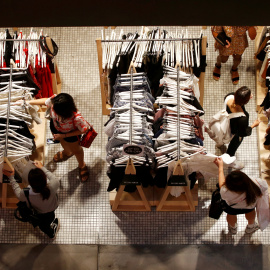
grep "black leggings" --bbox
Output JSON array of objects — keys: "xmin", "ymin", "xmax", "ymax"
[
  {"xmin": 37, "ymin": 211, "xmax": 55, "ymax": 238},
  {"xmin": 227, "ymin": 133, "xmax": 243, "ymax": 157}
]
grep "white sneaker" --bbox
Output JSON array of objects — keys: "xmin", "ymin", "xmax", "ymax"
[
  {"xmin": 245, "ymin": 222, "xmax": 260, "ymax": 234},
  {"xmin": 228, "ymin": 223, "xmax": 238, "ymax": 234},
  {"xmin": 229, "ymin": 160, "xmax": 245, "ymax": 170}
]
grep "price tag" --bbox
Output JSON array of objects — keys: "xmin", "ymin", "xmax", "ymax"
[{"xmin": 123, "ymin": 144, "xmax": 144, "ymax": 157}]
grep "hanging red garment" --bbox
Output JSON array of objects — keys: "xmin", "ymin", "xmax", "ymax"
[
  {"xmin": 35, "ymin": 64, "xmax": 53, "ymax": 98},
  {"xmin": 28, "ymin": 65, "xmax": 42, "ymax": 99},
  {"xmin": 45, "ymin": 63, "xmax": 53, "ymax": 97}
]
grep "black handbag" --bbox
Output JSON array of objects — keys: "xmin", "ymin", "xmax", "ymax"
[
  {"xmin": 209, "ymin": 184, "xmax": 226, "ymax": 220},
  {"xmin": 214, "ymin": 30, "xmax": 232, "ymax": 47},
  {"xmin": 14, "ymin": 188, "xmax": 40, "ymax": 227}
]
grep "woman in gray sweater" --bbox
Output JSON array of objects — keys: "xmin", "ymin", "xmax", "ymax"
[{"xmin": 3, "ymin": 161, "xmax": 60, "ymax": 239}]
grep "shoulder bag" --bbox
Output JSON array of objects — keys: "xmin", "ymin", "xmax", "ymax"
[
  {"xmin": 73, "ymin": 117, "xmax": 98, "ymax": 148},
  {"xmin": 14, "ymin": 188, "xmax": 40, "ymax": 227},
  {"xmin": 80, "ymin": 122, "xmax": 98, "ymax": 148},
  {"xmin": 209, "ymin": 184, "xmax": 226, "ymax": 220}
]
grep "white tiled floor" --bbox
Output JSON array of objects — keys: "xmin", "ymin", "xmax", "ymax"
[{"xmin": 0, "ymin": 26, "xmax": 266, "ymax": 245}]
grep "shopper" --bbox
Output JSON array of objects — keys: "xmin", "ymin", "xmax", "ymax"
[
  {"xmin": 212, "ymin": 26, "xmax": 257, "ymax": 84},
  {"xmin": 214, "ymin": 157, "xmax": 263, "ymax": 234},
  {"xmin": 3, "ymin": 161, "xmax": 60, "ymax": 239},
  {"xmin": 225, "ymin": 86, "xmax": 260, "ymax": 169},
  {"xmin": 27, "ymin": 93, "xmax": 90, "ymax": 182}
]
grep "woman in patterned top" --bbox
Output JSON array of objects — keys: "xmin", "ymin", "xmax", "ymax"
[
  {"xmin": 28, "ymin": 93, "xmax": 90, "ymax": 182},
  {"xmin": 212, "ymin": 26, "xmax": 257, "ymax": 85}
]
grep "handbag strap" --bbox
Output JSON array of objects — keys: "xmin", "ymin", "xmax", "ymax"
[{"xmin": 23, "ymin": 188, "xmax": 34, "ymax": 210}]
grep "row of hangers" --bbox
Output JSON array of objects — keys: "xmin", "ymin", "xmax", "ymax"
[
  {"xmin": 154, "ymin": 66, "xmax": 205, "ymax": 168},
  {"xmin": 101, "ymin": 27, "xmax": 203, "ymax": 70},
  {"xmin": 0, "ymin": 68, "xmax": 38, "ymax": 164},
  {"xmin": 107, "ymin": 70, "xmax": 155, "ymax": 167},
  {"xmin": 0, "ymin": 28, "xmax": 47, "ymax": 69}
]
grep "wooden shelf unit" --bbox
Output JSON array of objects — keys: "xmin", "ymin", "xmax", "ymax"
[
  {"xmin": 254, "ymin": 27, "xmax": 270, "ymax": 196},
  {"xmin": 0, "ymin": 111, "xmax": 47, "ymax": 209}
]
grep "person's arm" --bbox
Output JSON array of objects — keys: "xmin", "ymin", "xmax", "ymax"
[
  {"xmin": 53, "ymin": 129, "xmax": 88, "ymax": 141},
  {"xmin": 3, "ymin": 169, "xmax": 26, "ymax": 201},
  {"xmin": 27, "ymin": 98, "xmax": 47, "ymax": 106},
  {"xmin": 214, "ymin": 157, "xmax": 226, "ymax": 188},
  {"xmin": 248, "ymin": 26, "xmax": 257, "ymax": 40}
]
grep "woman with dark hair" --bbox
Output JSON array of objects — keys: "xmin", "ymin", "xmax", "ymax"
[
  {"xmin": 214, "ymin": 157, "xmax": 263, "ymax": 234},
  {"xmin": 224, "ymin": 86, "xmax": 260, "ymax": 169},
  {"xmin": 28, "ymin": 93, "xmax": 90, "ymax": 182},
  {"xmin": 3, "ymin": 161, "xmax": 60, "ymax": 239}
]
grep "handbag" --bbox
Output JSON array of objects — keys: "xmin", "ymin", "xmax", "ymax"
[
  {"xmin": 79, "ymin": 122, "xmax": 98, "ymax": 148},
  {"xmin": 14, "ymin": 188, "xmax": 40, "ymax": 227},
  {"xmin": 209, "ymin": 184, "xmax": 226, "ymax": 220},
  {"xmin": 213, "ymin": 27, "xmax": 231, "ymax": 47}
]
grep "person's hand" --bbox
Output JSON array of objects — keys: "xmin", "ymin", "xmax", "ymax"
[
  {"xmin": 3, "ymin": 168, "xmax": 15, "ymax": 177},
  {"xmin": 214, "ymin": 157, "xmax": 224, "ymax": 168},
  {"xmin": 225, "ymin": 40, "xmax": 231, "ymax": 48},
  {"xmin": 14, "ymin": 99, "xmax": 24, "ymax": 105},
  {"xmin": 33, "ymin": 161, "xmax": 43, "ymax": 168},
  {"xmin": 251, "ymin": 119, "xmax": 260, "ymax": 128},
  {"xmin": 53, "ymin": 133, "xmax": 65, "ymax": 140}
]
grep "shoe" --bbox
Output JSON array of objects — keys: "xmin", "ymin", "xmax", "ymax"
[
  {"xmin": 50, "ymin": 218, "xmax": 60, "ymax": 239},
  {"xmin": 228, "ymin": 223, "xmax": 238, "ymax": 234},
  {"xmin": 79, "ymin": 164, "xmax": 89, "ymax": 182},
  {"xmin": 53, "ymin": 151, "xmax": 74, "ymax": 162},
  {"xmin": 245, "ymin": 222, "xmax": 259, "ymax": 234},
  {"xmin": 213, "ymin": 64, "xmax": 221, "ymax": 81},
  {"xmin": 229, "ymin": 160, "xmax": 245, "ymax": 170},
  {"xmin": 231, "ymin": 68, "xmax": 239, "ymax": 85}
]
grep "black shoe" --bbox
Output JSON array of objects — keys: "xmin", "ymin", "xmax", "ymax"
[{"xmin": 50, "ymin": 218, "xmax": 60, "ymax": 239}]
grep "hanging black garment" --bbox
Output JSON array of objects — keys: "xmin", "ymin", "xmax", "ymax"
[
  {"xmin": 260, "ymin": 91, "xmax": 270, "ymax": 111},
  {"xmin": 4, "ymin": 29, "xmax": 13, "ymax": 67}
]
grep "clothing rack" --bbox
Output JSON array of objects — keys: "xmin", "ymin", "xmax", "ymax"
[
  {"xmin": 0, "ymin": 62, "xmax": 49, "ymax": 209},
  {"xmin": 0, "ymin": 36, "xmax": 61, "ymax": 94},
  {"xmin": 100, "ymin": 38, "xmax": 202, "ymax": 42},
  {"xmin": 111, "ymin": 63, "xmax": 151, "ymax": 211},
  {"xmin": 254, "ymin": 26, "xmax": 270, "ymax": 184},
  {"xmin": 96, "ymin": 34, "xmax": 207, "ymax": 115},
  {"xmin": 156, "ymin": 66, "xmax": 197, "ymax": 211}
]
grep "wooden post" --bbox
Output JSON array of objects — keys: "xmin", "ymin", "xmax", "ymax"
[
  {"xmin": 199, "ymin": 36, "xmax": 207, "ymax": 107},
  {"xmin": 111, "ymin": 158, "xmax": 151, "ymax": 211},
  {"xmin": 96, "ymin": 38, "xmax": 111, "ymax": 115},
  {"xmin": 156, "ymin": 160, "xmax": 197, "ymax": 211}
]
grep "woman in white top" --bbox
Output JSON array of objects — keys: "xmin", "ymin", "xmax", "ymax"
[{"xmin": 214, "ymin": 157, "xmax": 263, "ymax": 234}]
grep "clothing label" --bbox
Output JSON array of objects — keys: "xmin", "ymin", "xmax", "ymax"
[{"xmin": 123, "ymin": 144, "xmax": 144, "ymax": 157}]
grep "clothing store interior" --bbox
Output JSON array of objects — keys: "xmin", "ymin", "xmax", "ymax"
[{"xmin": 1, "ymin": 2, "xmax": 270, "ymax": 270}]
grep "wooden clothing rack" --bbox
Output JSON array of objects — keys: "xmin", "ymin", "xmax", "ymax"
[
  {"xmin": 254, "ymin": 26, "xmax": 270, "ymax": 187},
  {"xmin": 96, "ymin": 35, "xmax": 207, "ymax": 115},
  {"xmin": 110, "ymin": 158, "xmax": 151, "ymax": 211},
  {"xmin": 156, "ymin": 160, "xmax": 197, "ymax": 211}
]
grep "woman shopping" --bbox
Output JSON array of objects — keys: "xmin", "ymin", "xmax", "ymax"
[
  {"xmin": 3, "ymin": 161, "xmax": 60, "ymax": 239},
  {"xmin": 224, "ymin": 86, "xmax": 260, "ymax": 169},
  {"xmin": 214, "ymin": 157, "xmax": 266, "ymax": 235},
  {"xmin": 212, "ymin": 26, "xmax": 257, "ymax": 84},
  {"xmin": 28, "ymin": 93, "xmax": 90, "ymax": 182}
]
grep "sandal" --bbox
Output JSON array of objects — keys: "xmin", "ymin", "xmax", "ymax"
[
  {"xmin": 231, "ymin": 68, "xmax": 239, "ymax": 85},
  {"xmin": 53, "ymin": 151, "xmax": 74, "ymax": 162},
  {"xmin": 79, "ymin": 165, "xmax": 89, "ymax": 182},
  {"xmin": 213, "ymin": 64, "xmax": 221, "ymax": 81}
]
